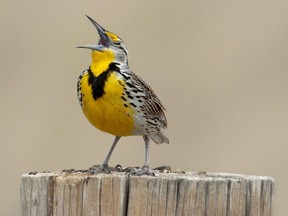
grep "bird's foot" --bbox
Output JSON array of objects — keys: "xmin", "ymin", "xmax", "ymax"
[
  {"xmin": 129, "ymin": 165, "xmax": 156, "ymax": 176},
  {"xmin": 87, "ymin": 164, "xmax": 122, "ymax": 174}
]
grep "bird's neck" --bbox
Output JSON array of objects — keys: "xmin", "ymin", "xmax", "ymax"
[{"xmin": 90, "ymin": 50, "xmax": 115, "ymax": 77}]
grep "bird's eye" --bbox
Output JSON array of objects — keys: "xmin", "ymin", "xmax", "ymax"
[{"xmin": 114, "ymin": 41, "xmax": 121, "ymax": 46}]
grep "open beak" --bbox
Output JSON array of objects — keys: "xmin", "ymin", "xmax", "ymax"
[{"xmin": 77, "ymin": 15, "xmax": 110, "ymax": 51}]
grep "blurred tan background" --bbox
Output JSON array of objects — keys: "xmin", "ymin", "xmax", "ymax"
[{"xmin": 1, "ymin": 0, "xmax": 287, "ymax": 215}]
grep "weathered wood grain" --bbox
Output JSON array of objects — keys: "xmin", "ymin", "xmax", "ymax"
[{"xmin": 20, "ymin": 172, "xmax": 274, "ymax": 216}]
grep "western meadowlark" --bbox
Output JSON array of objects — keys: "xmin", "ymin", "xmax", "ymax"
[{"xmin": 77, "ymin": 16, "xmax": 169, "ymax": 175}]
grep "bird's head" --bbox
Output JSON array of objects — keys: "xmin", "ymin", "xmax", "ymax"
[{"xmin": 78, "ymin": 16, "xmax": 129, "ymax": 64}]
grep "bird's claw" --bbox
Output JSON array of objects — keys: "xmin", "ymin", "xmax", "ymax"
[
  {"xmin": 87, "ymin": 164, "xmax": 122, "ymax": 174},
  {"xmin": 129, "ymin": 166, "xmax": 156, "ymax": 176}
]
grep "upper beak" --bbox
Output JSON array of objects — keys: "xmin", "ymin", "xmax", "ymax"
[
  {"xmin": 77, "ymin": 15, "xmax": 110, "ymax": 51},
  {"xmin": 86, "ymin": 15, "xmax": 110, "ymax": 46}
]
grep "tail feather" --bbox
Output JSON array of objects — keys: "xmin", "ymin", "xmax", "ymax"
[{"xmin": 150, "ymin": 131, "xmax": 169, "ymax": 144}]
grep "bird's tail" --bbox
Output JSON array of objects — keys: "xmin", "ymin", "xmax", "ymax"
[{"xmin": 150, "ymin": 130, "xmax": 170, "ymax": 144}]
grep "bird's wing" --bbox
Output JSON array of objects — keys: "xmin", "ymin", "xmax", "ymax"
[{"xmin": 118, "ymin": 63, "xmax": 167, "ymax": 128}]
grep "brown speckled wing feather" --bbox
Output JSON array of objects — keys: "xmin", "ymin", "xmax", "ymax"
[{"xmin": 130, "ymin": 73, "xmax": 167, "ymax": 128}]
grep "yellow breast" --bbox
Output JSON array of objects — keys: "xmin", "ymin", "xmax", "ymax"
[{"xmin": 80, "ymin": 71, "xmax": 135, "ymax": 136}]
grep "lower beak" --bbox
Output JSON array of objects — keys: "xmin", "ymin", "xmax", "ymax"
[{"xmin": 77, "ymin": 44, "xmax": 105, "ymax": 52}]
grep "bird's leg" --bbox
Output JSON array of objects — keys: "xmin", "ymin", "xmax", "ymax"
[
  {"xmin": 89, "ymin": 136, "xmax": 121, "ymax": 174},
  {"xmin": 130, "ymin": 135, "xmax": 155, "ymax": 176},
  {"xmin": 101, "ymin": 136, "xmax": 121, "ymax": 170},
  {"xmin": 142, "ymin": 135, "xmax": 150, "ymax": 169}
]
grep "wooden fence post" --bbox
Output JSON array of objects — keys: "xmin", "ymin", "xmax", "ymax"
[{"xmin": 20, "ymin": 172, "xmax": 274, "ymax": 216}]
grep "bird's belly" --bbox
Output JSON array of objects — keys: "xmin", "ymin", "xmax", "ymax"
[
  {"xmin": 82, "ymin": 97, "xmax": 134, "ymax": 136},
  {"xmin": 81, "ymin": 74, "xmax": 135, "ymax": 136}
]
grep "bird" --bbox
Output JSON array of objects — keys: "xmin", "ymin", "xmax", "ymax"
[{"xmin": 77, "ymin": 16, "xmax": 169, "ymax": 175}]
